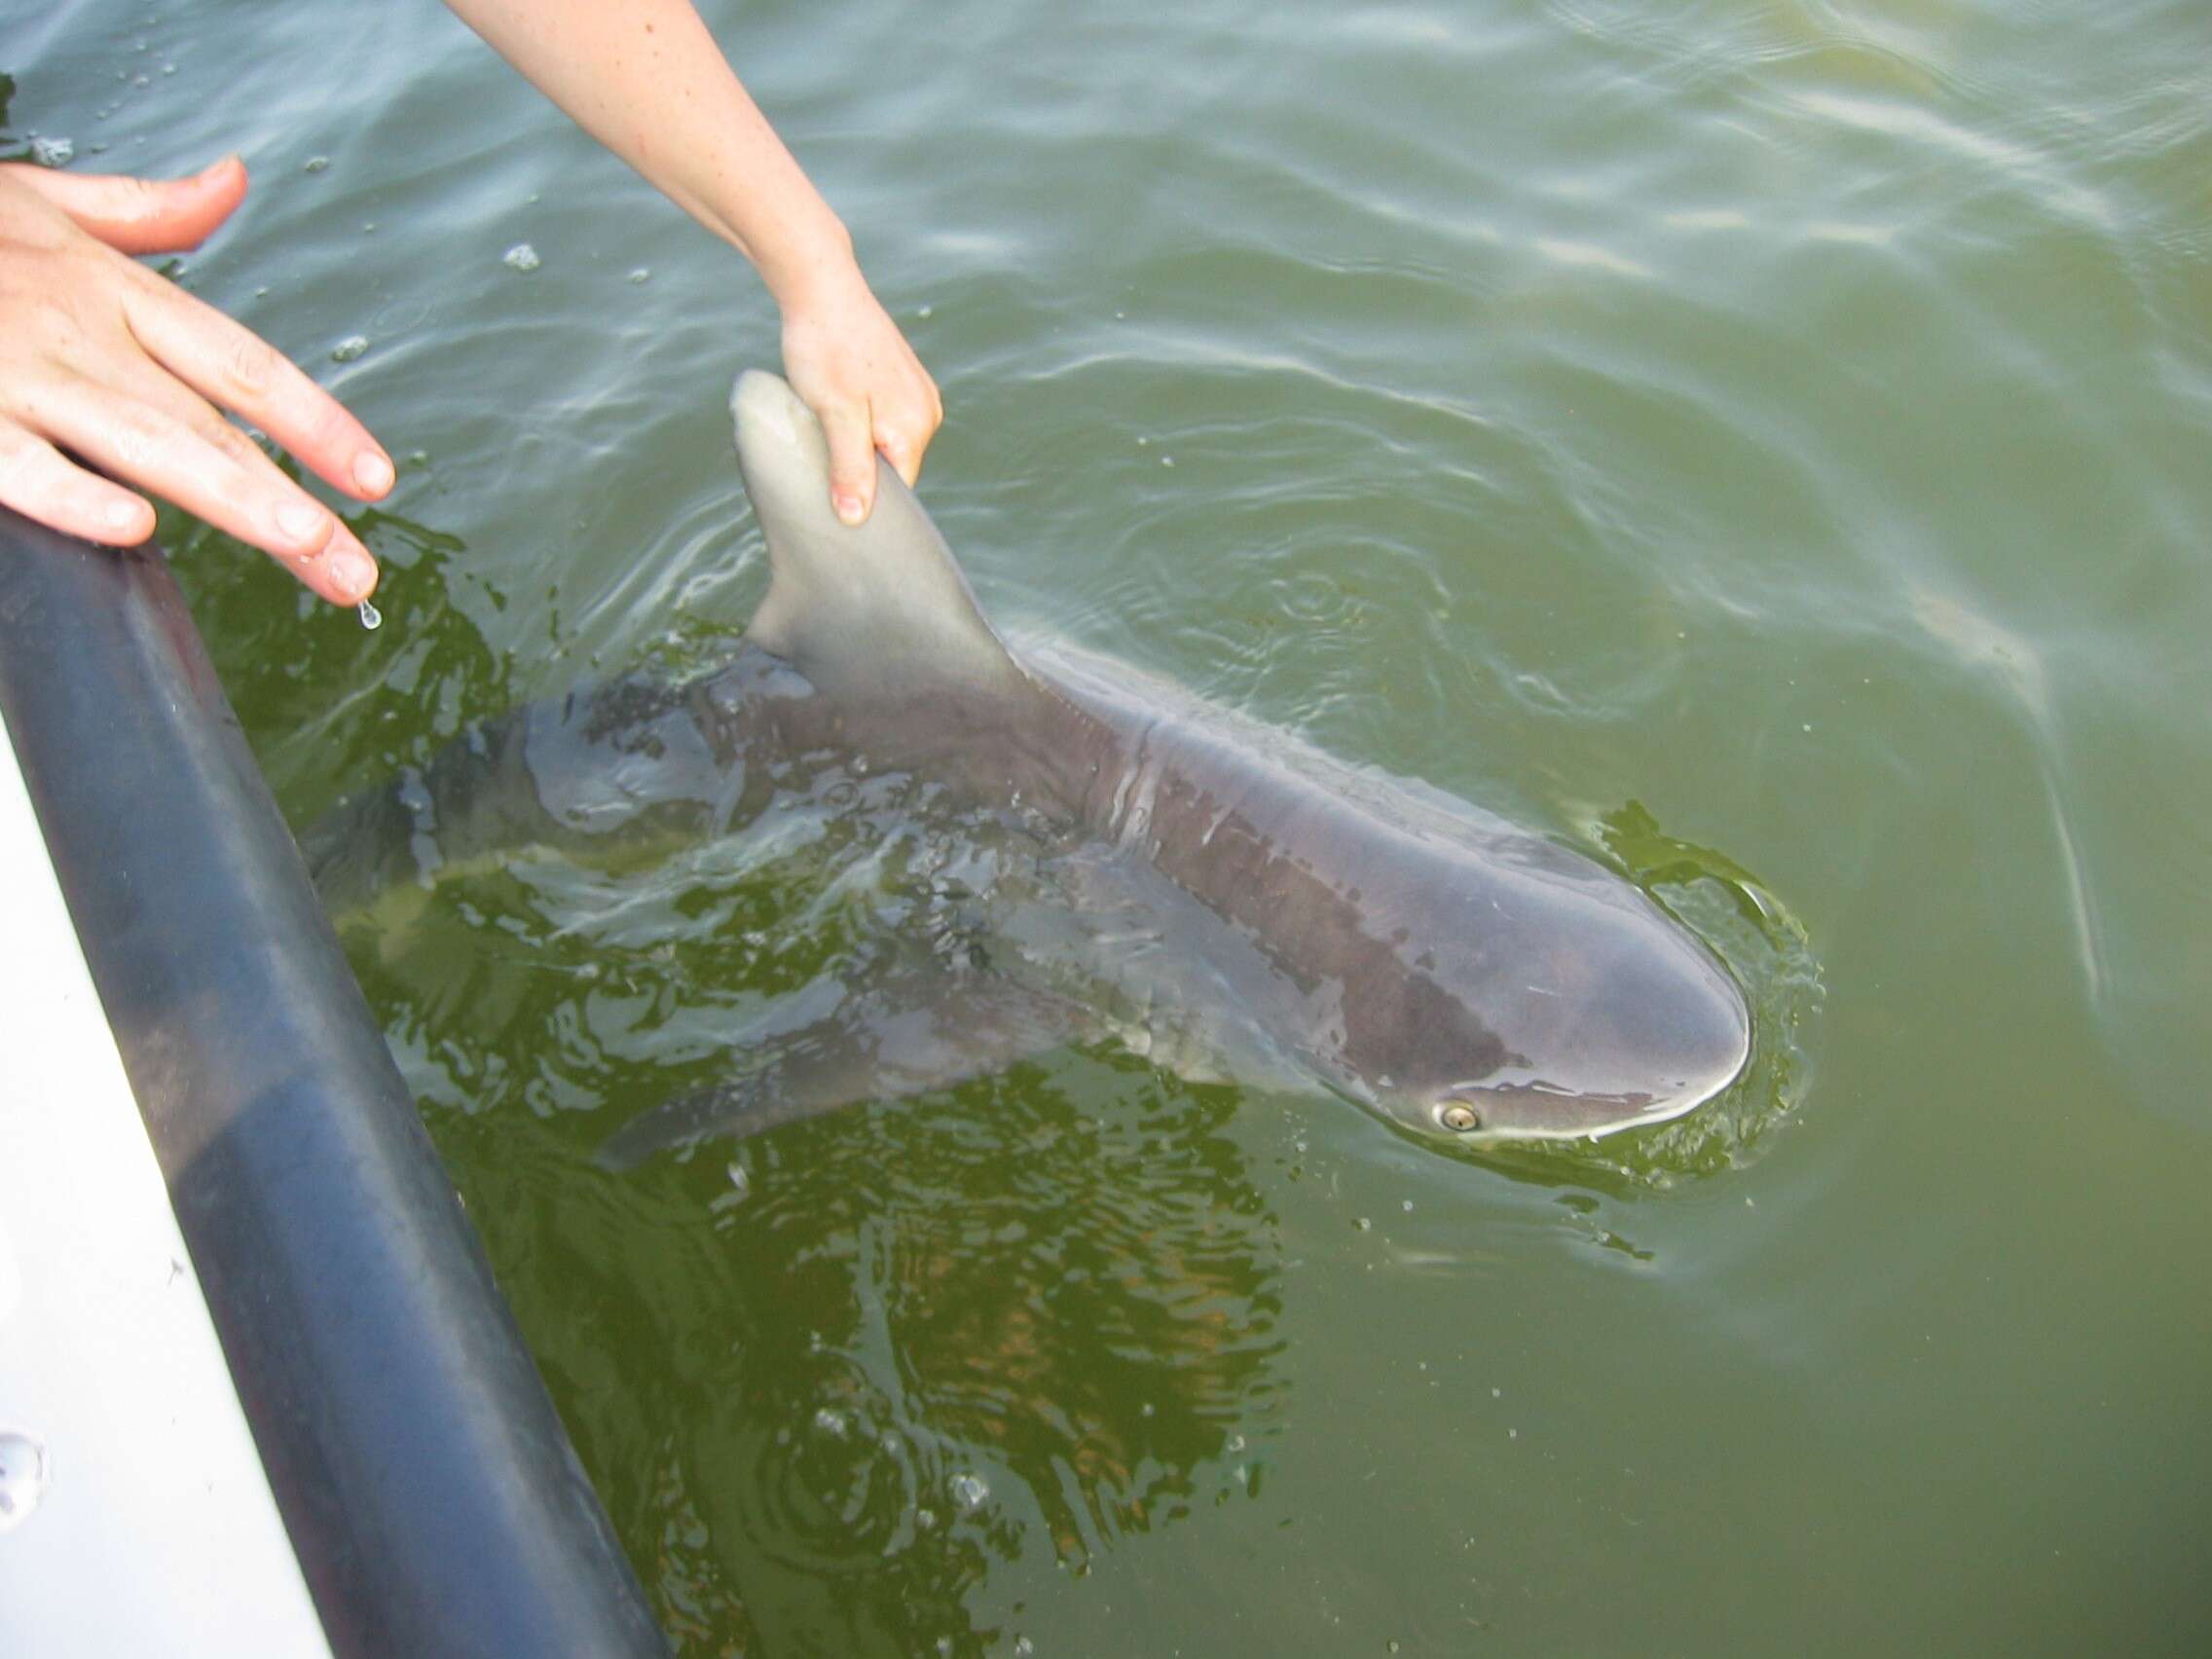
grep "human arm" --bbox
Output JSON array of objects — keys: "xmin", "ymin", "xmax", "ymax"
[
  {"xmin": 443, "ymin": 0, "xmax": 940, "ymax": 525},
  {"xmin": 0, "ymin": 157, "xmax": 389, "ymax": 605}
]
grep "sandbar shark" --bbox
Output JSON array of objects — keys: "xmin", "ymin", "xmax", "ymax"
[{"xmin": 310, "ymin": 372, "xmax": 1750, "ymax": 1163}]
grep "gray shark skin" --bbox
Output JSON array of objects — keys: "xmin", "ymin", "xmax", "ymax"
[{"xmin": 309, "ymin": 372, "xmax": 1750, "ymax": 1164}]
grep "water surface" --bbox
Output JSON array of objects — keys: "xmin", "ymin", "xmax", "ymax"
[{"xmin": 12, "ymin": 1, "xmax": 2210, "ymax": 1651}]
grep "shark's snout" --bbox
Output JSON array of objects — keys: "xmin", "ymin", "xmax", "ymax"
[{"xmin": 1427, "ymin": 939, "xmax": 1751, "ymax": 1145}]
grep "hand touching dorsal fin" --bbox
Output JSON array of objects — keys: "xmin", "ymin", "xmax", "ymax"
[{"xmin": 732, "ymin": 371, "xmax": 1028, "ymax": 702}]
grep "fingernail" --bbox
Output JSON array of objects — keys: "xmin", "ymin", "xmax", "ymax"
[
  {"xmin": 276, "ymin": 499, "xmax": 327, "ymax": 547},
  {"xmin": 834, "ymin": 491, "xmax": 866, "ymax": 526},
  {"xmin": 352, "ymin": 451, "xmax": 394, "ymax": 496}
]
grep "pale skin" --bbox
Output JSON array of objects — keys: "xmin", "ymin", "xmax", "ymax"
[{"xmin": 0, "ymin": 0, "xmax": 940, "ymax": 608}]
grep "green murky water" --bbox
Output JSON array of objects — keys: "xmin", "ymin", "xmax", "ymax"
[{"xmin": 13, "ymin": 1, "xmax": 2211, "ymax": 1651}]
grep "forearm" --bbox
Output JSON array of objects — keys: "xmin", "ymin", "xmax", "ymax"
[
  {"xmin": 449, "ymin": 0, "xmax": 941, "ymax": 515},
  {"xmin": 444, "ymin": 0, "xmax": 860, "ymax": 308}
]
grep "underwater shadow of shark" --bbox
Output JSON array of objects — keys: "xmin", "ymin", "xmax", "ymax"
[{"xmin": 308, "ymin": 372, "xmax": 1750, "ymax": 1167}]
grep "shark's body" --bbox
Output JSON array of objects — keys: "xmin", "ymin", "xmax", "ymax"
[{"xmin": 311, "ymin": 373, "xmax": 1750, "ymax": 1162}]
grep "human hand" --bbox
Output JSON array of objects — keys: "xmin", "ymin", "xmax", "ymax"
[
  {"xmin": 778, "ymin": 261, "xmax": 942, "ymax": 526},
  {"xmin": 0, "ymin": 156, "xmax": 391, "ymax": 605}
]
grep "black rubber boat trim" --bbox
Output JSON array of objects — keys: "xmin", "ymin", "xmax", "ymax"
[{"xmin": 0, "ymin": 514, "xmax": 667, "ymax": 1658}]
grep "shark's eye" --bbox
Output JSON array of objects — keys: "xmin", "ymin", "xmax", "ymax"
[{"xmin": 1438, "ymin": 1102, "xmax": 1481, "ymax": 1133}]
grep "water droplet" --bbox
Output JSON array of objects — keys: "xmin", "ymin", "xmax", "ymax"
[
  {"xmin": 1401, "ymin": 1198, "xmax": 1415, "ymax": 1212},
  {"xmin": 950, "ymin": 1472, "xmax": 989, "ymax": 1511},
  {"xmin": 30, "ymin": 136, "xmax": 74, "ymax": 167},
  {"xmin": 1014, "ymin": 1640, "xmax": 1034, "ymax": 1656},
  {"xmin": 356, "ymin": 599, "xmax": 381, "ymax": 631},
  {"xmin": 0, "ymin": 1431, "xmax": 50, "ymax": 1530},
  {"xmin": 503, "ymin": 242, "xmax": 541, "ymax": 273},
  {"xmin": 724, "ymin": 1161, "xmax": 750, "ymax": 1202},
  {"xmin": 1161, "ymin": 455, "xmax": 1175, "ymax": 467},
  {"xmin": 627, "ymin": 267, "xmax": 651, "ymax": 283},
  {"xmin": 303, "ymin": 154, "xmax": 329, "ymax": 172},
  {"xmin": 1355, "ymin": 1216, "xmax": 1372, "ymax": 1232},
  {"xmin": 331, "ymin": 335, "xmax": 368, "ymax": 363},
  {"xmin": 916, "ymin": 304, "xmax": 934, "ymax": 319},
  {"xmin": 812, "ymin": 1408, "xmax": 847, "ymax": 1438}
]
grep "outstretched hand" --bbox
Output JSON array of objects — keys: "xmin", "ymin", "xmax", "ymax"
[
  {"xmin": 0, "ymin": 157, "xmax": 391, "ymax": 605},
  {"xmin": 779, "ymin": 261, "xmax": 943, "ymax": 527}
]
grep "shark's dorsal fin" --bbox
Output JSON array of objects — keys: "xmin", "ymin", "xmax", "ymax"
[{"xmin": 732, "ymin": 371, "xmax": 1027, "ymax": 702}]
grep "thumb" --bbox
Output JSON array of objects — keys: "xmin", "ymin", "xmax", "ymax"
[
  {"xmin": 820, "ymin": 401, "xmax": 877, "ymax": 527},
  {"xmin": 3, "ymin": 154, "xmax": 247, "ymax": 255}
]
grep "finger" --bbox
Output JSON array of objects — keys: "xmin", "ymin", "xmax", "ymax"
[
  {"xmin": 875, "ymin": 428, "xmax": 919, "ymax": 489},
  {"xmin": 33, "ymin": 376, "xmax": 379, "ymax": 604},
  {"xmin": 819, "ymin": 401, "xmax": 877, "ymax": 526},
  {"xmin": 121, "ymin": 273, "xmax": 395, "ymax": 501},
  {"xmin": 0, "ymin": 424, "xmax": 156, "ymax": 545},
  {"xmin": 878, "ymin": 376, "xmax": 944, "ymax": 488},
  {"xmin": 875, "ymin": 405, "xmax": 940, "ymax": 489},
  {"xmin": 2, "ymin": 155, "xmax": 247, "ymax": 255}
]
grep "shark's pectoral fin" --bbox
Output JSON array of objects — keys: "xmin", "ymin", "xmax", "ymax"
[{"xmin": 594, "ymin": 968, "xmax": 1091, "ymax": 1169}]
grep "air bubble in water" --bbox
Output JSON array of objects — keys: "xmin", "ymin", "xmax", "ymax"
[
  {"xmin": 503, "ymin": 243, "xmax": 541, "ymax": 273},
  {"xmin": 304, "ymin": 155, "xmax": 329, "ymax": 173},
  {"xmin": 356, "ymin": 600, "xmax": 382, "ymax": 631},
  {"xmin": 331, "ymin": 335, "xmax": 368, "ymax": 363}
]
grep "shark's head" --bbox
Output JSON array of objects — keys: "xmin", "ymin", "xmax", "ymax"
[
  {"xmin": 730, "ymin": 371, "xmax": 1024, "ymax": 702},
  {"xmin": 1336, "ymin": 850, "xmax": 1752, "ymax": 1149},
  {"xmin": 1416, "ymin": 941, "xmax": 1750, "ymax": 1148}
]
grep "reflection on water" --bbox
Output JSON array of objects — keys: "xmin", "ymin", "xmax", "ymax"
[
  {"xmin": 1905, "ymin": 584, "xmax": 2106, "ymax": 1011},
  {"xmin": 400, "ymin": 1023, "xmax": 1285, "ymax": 1651}
]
